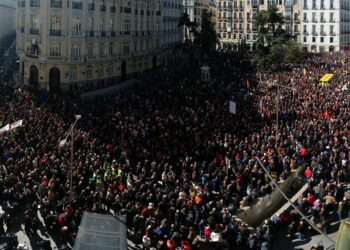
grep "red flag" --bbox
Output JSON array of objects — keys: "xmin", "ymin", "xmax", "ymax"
[{"xmin": 246, "ymin": 79, "xmax": 250, "ymax": 89}]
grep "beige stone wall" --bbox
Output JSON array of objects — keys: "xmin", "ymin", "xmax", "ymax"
[{"xmin": 16, "ymin": 0, "xmax": 183, "ymax": 91}]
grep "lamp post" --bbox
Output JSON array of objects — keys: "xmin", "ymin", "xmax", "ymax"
[
  {"xmin": 269, "ymin": 82, "xmax": 296, "ymax": 149},
  {"xmin": 59, "ymin": 115, "xmax": 81, "ymax": 205}
]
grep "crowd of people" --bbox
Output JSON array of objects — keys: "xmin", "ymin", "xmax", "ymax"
[{"xmin": 0, "ymin": 51, "xmax": 349, "ymax": 250}]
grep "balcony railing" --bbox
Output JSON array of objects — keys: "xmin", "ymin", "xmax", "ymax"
[
  {"xmin": 29, "ymin": 28, "xmax": 40, "ymax": 35},
  {"xmin": 110, "ymin": 31, "xmax": 116, "ymax": 37},
  {"xmin": 72, "ymin": 2, "xmax": 82, "ymax": 9},
  {"xmin": 88, "ymin": 3, "xmax": 94, "ymax": 11},
  {"xmin": 50, "ymin": 0, "xmax": 62, "ymax": 8},
  {"xmin": 30, "ymin": 0, "xmax": 40, "ymax": 7},
  {"xmin": 110, "ymin": 6, "xmax": 116, "ymax": 13},
  {"xmin": 86, "ymin": 31, "xmax": 94, "ymax": 37},
  {"xmin": 100, "ymin": 5, "xmax": 106, "ymax": 11},
  {"xmin": 101, "ymin": 31, "xmax": 106, "ymax": 37},
  {"xmin": 71, "ymin": 31, "xmax": 82, "ymax": 37},
  {"xmin": 49, "ymin": 29, "xmax": 62, "ymax": 36},
  {"xmin": 124, "ymin": 7, "xmax": 131, "ymax": 13}
]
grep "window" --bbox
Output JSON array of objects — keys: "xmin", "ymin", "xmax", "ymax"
[
  {"xmin": 330, "ymin": 37, "xmax": 334, "ymax": 43},
  {"xmin": 86, "ymin": 66, "xmax": 93, "ymax": 79},
  {"xmin": 72, "ymin": 17, "xmax": 81, "ymax": 34},
  {"xmin": 99, "ymin": 45, "xmax": 104, "ymax": 55},
  {"xmin": 330, "ymin": 13, "xmax": 334, "ymax": 22},
  {"xmin": 330, "ymin": 25, "xmax": 334, "ymax": 34},
  {"xmin": 312, "ymin": 37, "xmax": 316, "ymax": 42},
  {"xmin": 71, "ymin": 47, "xmax": 80, "ymax": 57},
  {"xmin": 87, "ymin": 46, "xmax": 93, "ymax": 56},
  {"xmin": 30, "ymin": 14, "xmax": 39, "ymax": 34},
  {"xmin": 320, "ymin": 37, "xmax": 324, "ymax": 42},
  {"xmin": 49, "ymin": 43, "xmax": 61, "ymax": 56},
  {"xmin": 123, "ymin": 44, "xmax": 130, "ymax": 56},
  {"xmin": 124, "ymin": 20, "xmax": 130, "ymax": 34},
  {"xmin": 109, "ymin": 43, "xmax": 113, "ymax": 54},
  {"xmin": 303, "ymin": 37, "xmax": 307, "ymax": 42},
  {"xmin": 68, "ymin": 67, "xmax": 77, "ymax": 81},
  {"xmin": 50, "ymin": 15, "xmax": 62, "ymax": 33}
]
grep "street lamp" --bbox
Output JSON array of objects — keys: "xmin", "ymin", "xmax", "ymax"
[
  {"xmin": 59, "ymin": 115, "xmax": 82, "ymax": 205},
  {"xmin": 268, "ymin": 82, "xmax": 296, "ymax": 149}
]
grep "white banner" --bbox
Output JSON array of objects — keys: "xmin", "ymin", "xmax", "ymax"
[
  {"xmin": 10, "ymin": 119, "xmax": 23, "ymax": 130},
  {"xmin": 229, "ymin": 101, "xmax": 236, "ymax": 114},
  {"xmin": 0, "ymin": 124, "xmax": 10, "ymax": 135}
]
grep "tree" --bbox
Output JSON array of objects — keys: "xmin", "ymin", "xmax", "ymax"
[
  {"xmin": 178, "ymin": 13, "xmax": 198, "ymax": 41},
  {"xmin": 283, "ymin": 40, "xmax": 306, "ymax": 63},
  {"xmin": 193, "ymin": 10, "xmax": 218, "ymax": 56},
  {"xmin": 253, "ymin": 6, "xmax": 304, "ymax": 69}
]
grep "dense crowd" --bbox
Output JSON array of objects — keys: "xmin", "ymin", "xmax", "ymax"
[{"xmin": 0, "ymin": 52, "xmax": 349, "ymax": 250}]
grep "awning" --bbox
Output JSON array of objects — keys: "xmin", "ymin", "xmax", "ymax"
[
  {"xmin": 73, "ymin": 212, "xmax": 127, "ymax": 250},
  {"xmin": 319, "ymin": 73, "xmax": 334, "ymax": 87}
]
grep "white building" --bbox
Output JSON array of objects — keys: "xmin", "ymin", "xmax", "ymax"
[
  {"xmin": 217, "ymin": 0, "xmax": 301, "ymax": 51},
  {"xmin": 16, "ymin": 0, "xmax": 183, "ymax": 92},
  {"xmin": 301, "ymin": 0, "xmax": 350, "ymax": 52},
  {"xmin": 0, "ymin": 0, "xmax": 16, "ymax": 47}
]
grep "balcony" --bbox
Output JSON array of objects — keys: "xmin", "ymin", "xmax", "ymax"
[
  {"xmin": 312, "ymin": 19, "xmax": 318, "ymax": 23},
  {"xmin": 72, "ymin": 2, "xmax": 82, "ymax": 9},
  {"xmin": 330, "ymin": 32, "xmax": 336, "ymax": 36},
  {"xmin": 303, "ymin": 19, "xmax": 308, "ymax": 23},
  {"xmin": 320, "ymin": 19, "xmax": 326, "ymax": 23},
  {"xmin": 29, "ymin": 28, "xmax": 40, "ymax": 35},
  {"xmin": 47, "ymin": 56, "xmax": 63, "ymax": 61},
  {"xmin": 70, "ymin": 56, "xmax": 80, "ymax": 61},
  {"xmin": 88, "ymin": 3, "xmax": 94, "ymax": 11},
  {"xmin": 86, "ymin": 31, "xmax": 94, "ymax": 37},
  {"xmin": 30, "ymin": 0, "xmax": 40, "ymax": 7},
  {"xmin": 100, "ymin": 5, "xmax": 106, "ymax": 11},
  {"xmin": 303, "ymin": 31, "xmax": 309, "ymax": 35},
  {"xmin": 124, "ymin": 7, "xmax": 132, "ymax": 14},
  {"xmin": 312, "ymin": 5, "xmax": 317, "ymax": 9},
  {"xmin": 312, "ymin": 31, "xmax": 318, "ymax": 35},
  {"xmin": 110, "ymin": 6, "xmax": 116, "ymax": 13},
  {"xmin": 123, "ymin": 31, "xmax": 131, "ymax": 36},
  {"xmin": 330, "ymin": 19, "xmax": 336, "ymax": 23},
  {"xmin": 49, "ymin": 29, "xmax": 62, "ymax": 36},
  {"xmin": 71, "ymin": 31, "xmax": 82, "ymax": 37},
  {"xmin": 110, "ymin": 31, "xmax": 116, "ymax": 37},
  {"xmin": 320, "ymin": 32, "xmax": 326, "ymax": 36},
  {"xmin": 156, "ymin": 11, "xmax": 161, "ymax": 16},
  {"xmin": 50, "ymin": 0, "xmax": 62, "ymax": 8},
  {"xmin": 101, "ymin": 31, "xmax": 106, "ymax": 37},
  {"xmin": 26, "ymin": 53, "xmax": 40, "ymax": 59}
]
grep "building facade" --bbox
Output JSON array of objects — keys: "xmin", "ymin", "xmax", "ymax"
[
  {"xmin": 217, "ymin": 0, "xmax": 301, "ymax": 51},
  {"xmin": 0, "ymin": 0, "xmax": 16, "ymax": 47},
  {"xmin": 301, "ymin": 0, "xmax": 350, "ymax": 52},
  {"xmin": 16, "ymin": 0, "xmax": 182, "ymax": 92}
]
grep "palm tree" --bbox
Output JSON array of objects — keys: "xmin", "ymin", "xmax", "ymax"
[{"xmin": 267, "ymin": 6, "xmax": 284, "ymax": 35}]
